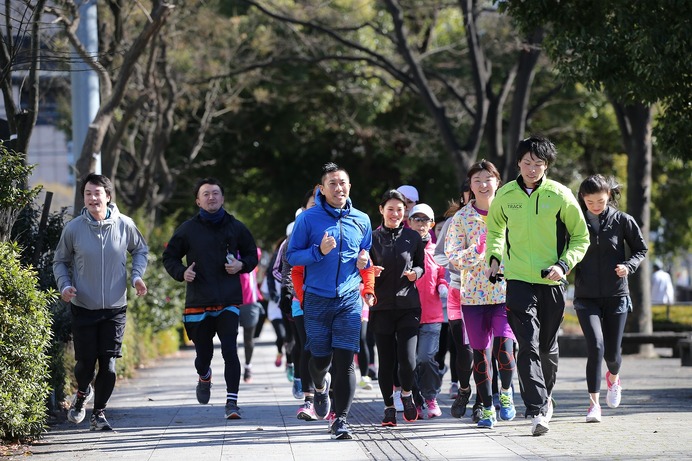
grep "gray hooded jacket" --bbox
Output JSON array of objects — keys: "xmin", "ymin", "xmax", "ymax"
[{"xmin": 53, "ymin": 203, "xmax": 148, "ymax": 310}]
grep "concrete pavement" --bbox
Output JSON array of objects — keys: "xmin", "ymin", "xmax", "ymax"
[{"xmin": 25, "ymin": 327, "xmax": 692, "ymax": 460}]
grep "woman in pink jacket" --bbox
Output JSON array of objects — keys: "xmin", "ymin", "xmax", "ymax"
[{"xmin": 409, "ymin": 203, "xmax": 449, "ymax": 419}]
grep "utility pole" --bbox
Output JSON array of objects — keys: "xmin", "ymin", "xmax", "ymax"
[{"xmin": 70, "ymin": 0, "xmax": 100, "ymax": 178}]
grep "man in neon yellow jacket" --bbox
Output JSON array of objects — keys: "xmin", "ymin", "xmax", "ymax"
[{"xmin": 486, "ymin": 136, "xmax": 589, "ymax": 437}]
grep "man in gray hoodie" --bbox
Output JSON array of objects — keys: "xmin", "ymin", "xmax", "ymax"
[{"xmin": 54, "ymin": 173, "xmax": 148, "ymax": 431}]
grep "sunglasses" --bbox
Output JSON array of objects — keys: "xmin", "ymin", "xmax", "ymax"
[{"xmin": 410, "ymin": 216, "xmax": 434, "ymax": 223}]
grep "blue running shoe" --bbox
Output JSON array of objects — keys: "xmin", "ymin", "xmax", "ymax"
[
  {"xmin": 293, "ymin": 378, "xmax": 304, "ymax": 400},
  {"xmin": 499, "ymin": 389, "xmax": 516, "ymax": 421},
  {"xmin": 477, "ymin": 407, "xmax": 496, "ymax": 429},
  {"xmin": 314, "ymin": 372, "xmax": 332, "ymax": 419}
]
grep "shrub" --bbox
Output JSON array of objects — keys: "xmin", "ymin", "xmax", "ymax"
[
  {"xmin": 0, "ymin": 242, "xmax": 57, "ymax": 441},
  {"xmin": 11, "ymin": 205, "xmax": 71, "ymax": 410}
]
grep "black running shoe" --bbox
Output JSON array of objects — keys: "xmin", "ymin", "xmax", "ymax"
[
  {"xmin": 382, "ymin": 407, "xmax": 397, "ymax": 427},
  {"xmin": 471, "ymin": 401, "xmax": 484, "ymax": 423},
  {"xmin": 401, "ymin": 394, "xmax": 418, "ymax": 422},
  {"xmin": 225, "ymin": 402, "xmax": 242, "ymax": 419},
  {"xmin": 330, "ymin": 417, "xmax": 353, "ymax": 440},
  {"xmin": 314, "ymin": 372, "xmax": 332, "ymax": 419},
  {"xmin": 451, "ymin": 388, "xmax": 472, "ymax": 419},
  {"xmin": 89, "ymin": 410, "xmax": 112, "ymax": 431},
  {"xmin": 196, "ymin": 377, "xmax": 212, "ymax": 404}
]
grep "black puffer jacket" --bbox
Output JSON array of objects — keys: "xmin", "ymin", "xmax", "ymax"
[
  {"xmin": 573, "ymin": 206, "xmax": 647, "ymax": 298},
  {"xmin": 370, "ymin": 224, "xmax": 426, "ymax": 311},
  {"xmin": 163, "ymin": 212, "xmax": 258, "ymax": 307}
]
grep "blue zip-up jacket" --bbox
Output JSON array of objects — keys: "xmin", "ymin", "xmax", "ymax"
[{"xmin": 286, "ymin": 190, "xmax": 372, "ymax": 298}]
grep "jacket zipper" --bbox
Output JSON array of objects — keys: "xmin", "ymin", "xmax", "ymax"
[
  {"xmin": 100, "ymin": 221, "xmax": 105, "ymax": 309},
  {"xmin": 335, "ymin": 217, "xmax": 344, "ymax": 297}
]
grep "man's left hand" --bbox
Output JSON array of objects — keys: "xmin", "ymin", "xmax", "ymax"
[
  {"xmin": 134, "ymin": 279, "xmax": 148, "ymax": 296},
  {"xmin": 225, "ymin": 259, "xmax": 243, "ymax": 275}
]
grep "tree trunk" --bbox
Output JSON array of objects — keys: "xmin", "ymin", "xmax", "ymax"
[
  {"xmin": 612, "ymin": 100, "xmax": 654, "ymax": 356},
  {"xmin": 503, "ymin": 29, "xmax": 543, "ymax": 181}
]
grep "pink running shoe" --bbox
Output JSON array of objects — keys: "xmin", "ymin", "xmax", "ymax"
[
  {"xmin": 296, "ymin": 401, "xmax": 318, "ymax": 421},
  {"xmin": 325, "ymin": 410, "xmax": 336, "ymax": 432},
  {"xmin": 426, "ymin": 399, "xmax": 442, "ymax": 419}
]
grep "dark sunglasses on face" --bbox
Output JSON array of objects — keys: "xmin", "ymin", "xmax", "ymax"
[{"xmin": 411, "ymin": 216, "xmax": 434, "ymax": 223}]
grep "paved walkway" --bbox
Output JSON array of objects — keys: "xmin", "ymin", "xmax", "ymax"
[{"xmin": 25, "ymin": 327, "xmax": 692, "ymax": 461}]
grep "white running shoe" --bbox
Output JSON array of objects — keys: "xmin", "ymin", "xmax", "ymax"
[
  {"xmin": 393, "ymin": 389, "xmax": 404, "ymax": 412},
  {"xmin": 531, "ymin": 414, "xmax": 550, "ymax": 436},
  {"xmin": 586, "ymin": 404, "xmax": 602, "ymax": 423},
  {"xmin": 545, "ymin": 396, "xmax": 554, "ymax": 422},
  {"xmin": 606, "ymin": 371, "xmax": 622, "ymax": 408}
]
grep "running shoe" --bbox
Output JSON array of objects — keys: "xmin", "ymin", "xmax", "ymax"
[
  {"xmin": 416, "ymin": 404, "xmax": 424, "ymax": 420},
  {"xmin": 401, "ymin": 394, "xmax": 418, "ymax": 422},
  {"xmin": 382, "ymin": 407, "xmax": 397, "ymax": 427},
  {"xmin": 292, "ymin": 378, "xmax": 304, "ymax": 399},
  {"xmin": 367, "ymin": 367, "xmax": 378, "ymax": 381},
  {"xmin": 451, "ymin": 387, "xmax": 472, "ymax": 418},
  {"xmin": 477, "ymin": 406, "xmax": 496, "ymax": 429},
  {"xmin": 499, "ymin": 389, "xmax": 516, "ymax": 421},
  {"xmin": 586, "ymin": 403, "xmax": 602, "ymax": 423},
  {"xmin": 531, "ymin": 414, "xmax": 550, "ymax": 436},
  {"xmin": 448, "ymin": 382, "xmax": 459, "ymax": 399},
  {"xmin": 471, "ymin": 401, "xmax": 484, "ymax": 423},
  {"xmin": 492, "ymin": 392, "xmax": 501, "ymax": 411},
  {"xmin": 89, "ymin": 410, "xmax": 112, "ymax": 431},
  {"xmin": 426, "ymin": 398, "xmax": 442, "ymax": 419},
  {"xmin": 314, "ymin": 372, "xmax": 332, "ymax": 419},
  {"xmin": 297, "ymin": 401, "xmax": 318, "ymax": 421},
  {"xmin": 545, "ymin": 396, "xmax": 555, "ymax": 422},
  {"xmin": 225, "ymin": 402, "xmax": 242, "ymax": 419},
  {"xmin": 606, "ymin": 371, "xmax": 622, "ymax": 408},
  {"xmin": 393, "ymin": 389, "xmax": 404, "ymax": 412},
  {"xmin": 243, "ymin": 367, "xmax": 252, "ymax": 383},
  {"xmin": 275, "ymin": 353, "xmax": 283, "ymax": 367},
  {"xmin": 330, "ymin": 417, "xmax": 353, "ymax": 440},
  {"xmin": 196, "ymin": 375, "xmax": 212, "ymax": 405},
  {"xmin": 358, "ymin": 376, "xmax": 374, "ymax": 390},
  {"xmin": 438, "ymin": 364, "xmax": 449, "ymax": 378},
  {"xmin": 286, "ymin": 363, "xmax": 295, "ymax": 382},
  {"xmin": 67, "ymin": 384, "xmax": 93, "ymax": 424}
]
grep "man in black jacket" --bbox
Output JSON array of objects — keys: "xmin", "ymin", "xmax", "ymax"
[{"xmin": 163, "ymin": 178, "xmax": 258, "ymax": 419}]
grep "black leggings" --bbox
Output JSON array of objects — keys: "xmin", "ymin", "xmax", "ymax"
[
  {"xmin": 472, "ymin": 336, "xmax": 516, "ymax": 407},
  {"xmin": 242, "ymin": 325, "xmax": 256, "ymax": 366},
  {"xmin": 293, "ymin": 315, "xmax": 313, "ymax": 393},
  {"xmin": 576, "ymin": 305, "xmax": 627, "ymax": 393},
  {"xmin": 193, "ymin": 310, "xmax": 241, "ymax": 397},
  {"xmin": 375, "ymin": 328, "xmax": 418, "ymax": 407},
  {"xmin": 309, "ymin": 348, "xmax": 355, "ymax": 419},
  {"xmin": 358, "ymin": 321, "xmax": 370, "ymax": 377},
  {"xmin": 75, "ymin": 355, "xmax": 116, "ymax": 411},
  {"xmin": 448, "ymin": 319, "xmax": 473, "ymax": 389}
]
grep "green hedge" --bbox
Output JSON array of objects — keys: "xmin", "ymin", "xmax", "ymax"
[{"xmin": 0, "ymin": 242, "xmax": 57, "ymax": 441}]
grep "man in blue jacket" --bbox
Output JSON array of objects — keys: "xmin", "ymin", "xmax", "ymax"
[{"xmin": 287, "ymin": 162, "xmax": 373, "ymax": 440}]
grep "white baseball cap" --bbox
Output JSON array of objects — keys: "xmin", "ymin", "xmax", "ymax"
[
  {"xmin": 397, "ymin": 185, "xmax": 419, "ymax": 202},
  {"xmin": 286, "ymin": 221, "xmax": 295, "ymax": 237},
  {"xmin": 409, "ymin": 203, "xmax": 435, "ymax": 221}
]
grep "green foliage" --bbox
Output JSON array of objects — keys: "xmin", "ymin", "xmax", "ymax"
[
  {"xmin": 651, "ymin": 157, "xmax": 692, "ymax": 257},
  {"xmin": 0, "ymin": 148, "xmax": 41, "ymax": 241},
  {"xmin": 501, "ymin": 0, "xmax": 692, "ymax": 161},
  {"xmin": 127, "ymin": 211, "xmax": 185, "ymax": 335},
  {"xmin": 11, "ymin": 204, "xmax": 71, "ymax": 410},
  {"xmin": 0, "ymin": 242, "xmax": 57, "ymax": 441}
]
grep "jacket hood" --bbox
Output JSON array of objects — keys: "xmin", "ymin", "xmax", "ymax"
[
  {"xmin": 315, "ymin": 188, "xmax": 352, "ymax": 218},
  {"xmin": 80, "ymin": 202, "xmax": 121, "ymax": 224}
]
